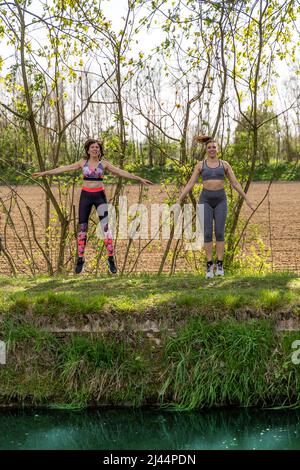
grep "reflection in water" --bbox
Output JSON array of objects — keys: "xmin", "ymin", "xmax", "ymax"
[{"xmin": 0, "ymin": 408, "xmax": 300, "ymax": 450}]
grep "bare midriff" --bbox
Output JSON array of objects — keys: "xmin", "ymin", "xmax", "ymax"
[
  {"xmin": 203, "ymin": 180, "xmax": 224, "ymax": 190},
  {"xmin": 82, "ymin": 180, "xmax": 105, "ymax": 190}
]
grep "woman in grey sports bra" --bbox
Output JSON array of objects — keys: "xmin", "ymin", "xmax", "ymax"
[{"xmin": 177, "ymin": 134, "xmax": 254, "ymax": 278}]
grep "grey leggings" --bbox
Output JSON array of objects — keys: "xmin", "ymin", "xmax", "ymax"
[{"xmin": 199, "ymin": 188, "xmax": 227, "ymax": 242}]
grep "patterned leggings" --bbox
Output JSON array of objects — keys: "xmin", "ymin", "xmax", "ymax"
[{"xmin": 77, "ymin": 187, "xmax": 113, "ymax": 258}]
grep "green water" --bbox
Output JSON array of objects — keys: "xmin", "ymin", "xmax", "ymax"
[{"xmin": 0, "ymin": 408, "xmax": 300, "ymax": 450}]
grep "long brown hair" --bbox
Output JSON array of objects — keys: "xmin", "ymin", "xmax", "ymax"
[{"xmin": 84, "ymin": 139, "xmax": 104, "ymax": 160}]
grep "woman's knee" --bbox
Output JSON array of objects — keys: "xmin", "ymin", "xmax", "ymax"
[
  {"xmin": 204, "ymin": 233, "xmax": 213, "ymax": 243},
  {"xmin": 215, "ymin": 231, "xmax": 225, "ymax": 242}
]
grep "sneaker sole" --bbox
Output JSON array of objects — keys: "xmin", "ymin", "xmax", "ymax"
[{"xmin": 108, "ymin": 269, "xmax": 117, "ymax": 275}]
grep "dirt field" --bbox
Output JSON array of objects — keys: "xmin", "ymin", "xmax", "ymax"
[{"xmin": 0, "ymin": 182, "xmax": 299, "ymax": 275}]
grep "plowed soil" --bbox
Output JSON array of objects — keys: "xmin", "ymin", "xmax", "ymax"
[{"xmin": 0, "ymin": 182, "xmax": 299, "ymax": 275}]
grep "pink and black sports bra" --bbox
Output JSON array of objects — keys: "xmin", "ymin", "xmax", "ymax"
[{"xmin": 82, "ymin": 160, "xmax": 104, "ymax": 181}]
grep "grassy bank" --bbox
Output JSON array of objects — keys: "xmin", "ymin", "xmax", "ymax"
[{"xmin": 0, "ymin": 273, "xmax": 300, "ymax": 409}]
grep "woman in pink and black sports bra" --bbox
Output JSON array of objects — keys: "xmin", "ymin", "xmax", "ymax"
[{"xmin": 32, "ymin": 138, "xmax": 153, "ymax": 274}]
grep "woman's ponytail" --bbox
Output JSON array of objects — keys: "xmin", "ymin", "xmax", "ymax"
[{"xmin": 193, "ymin": 134, "xmax": 214, "ymax": 144}]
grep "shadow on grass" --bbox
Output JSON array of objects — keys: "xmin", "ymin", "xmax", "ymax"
[
  {"xmin": 3, "ymin": 271, "xmax": 299, "ymax": 296},
  {"xmin": 0, "ymin": 272, "xmax": 299, "ymax": 321}
]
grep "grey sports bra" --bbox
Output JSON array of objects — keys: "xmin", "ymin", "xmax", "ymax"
[{"xmin": 201, "ymin": 159, "xmax": 225, "ymax": 181}]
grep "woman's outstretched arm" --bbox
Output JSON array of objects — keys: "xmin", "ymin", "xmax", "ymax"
[
  {"xmin": 103, "ymin": 160, "xmax": 154, "ymax": 186},
  {"xmin": 32, "ymin": 160, "xmax": 83, "ymax": 177}
]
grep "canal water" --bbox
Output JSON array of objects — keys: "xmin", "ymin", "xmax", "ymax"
[{"xmin": 0, "ymin": 408, "xmax": 300, "ymax": 450}]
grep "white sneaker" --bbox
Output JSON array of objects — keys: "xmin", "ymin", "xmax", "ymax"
[
  {"xmin": 215, "ymin": 263, "xmax": 224, "ymax": 276},
  {"xmin": 205, "ymin": 263, "xmax": 214, "ymax": 279}
]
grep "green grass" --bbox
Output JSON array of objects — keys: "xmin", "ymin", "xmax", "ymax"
[
  {"xmin": 1, "ymin": 272, "xmax": 299, "ymax": 322},
  {"xmin": 253, "ymin": 162, "xmax": 300, "ymax": 181},
  {"xmin": 1, "ymin": 272, "xmax": 300, "ymax": 409},
  {"xmin": 159, "ymin": 317, "xmax": 300, "ymax": 410},
  {"xmin": 3, "ymin": 321, "xmax": 58, "ymax": 351}
]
